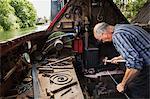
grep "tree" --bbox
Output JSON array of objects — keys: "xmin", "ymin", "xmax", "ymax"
[
  {"xmin": 0, "ymin": 0, "xmax": 37, "ymax": 31},
  {"xmin": 113, "ymin": 0, "xmax": 147, "ymax": 21},
  {"xmin": 10, "ymin": 0, "xmax": 37, "ymax": 28},
  {"xmin": 0, "ymin": 0, "xmax": 20, "ymax": 31},
  {"xmin": 0, "ymin": 25, "xmax": 4, "ymax": 32}
]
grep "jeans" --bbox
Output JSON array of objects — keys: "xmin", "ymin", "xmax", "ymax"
[{"xmin": 125, "ymin": 65, "xmax": 150, "ymax": 99}]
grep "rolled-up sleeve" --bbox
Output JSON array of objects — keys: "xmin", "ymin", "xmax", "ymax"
[{"xmin": 112, "ymin": 32, "xmax": 143, "ymax": 70}]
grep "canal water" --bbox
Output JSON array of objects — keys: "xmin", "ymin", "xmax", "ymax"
[{"xmin": 0, "ymin": 24, "xmax": 49, "ymax": 43}]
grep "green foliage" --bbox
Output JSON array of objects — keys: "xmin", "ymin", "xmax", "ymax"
[
  {"xmin": 0, "ymin": 0, "xmax": 20, "ymax": 31},
  {"xmin": 0, "ymin": 0, "xmax": 37, "ymax": 31},
  {"xmin": 114, "ymin": 0, "xmax": 147, "ymax": 21},
  {"xmin": 10, "ymin": 0, "xmax": 37, "ymax": 28},
  {"xmin": 0, "ymin": 25, "xmax": 4, "ymax": 32}
]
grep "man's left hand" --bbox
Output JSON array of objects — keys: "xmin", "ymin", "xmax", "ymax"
[{"xmin": 117, "ymin": 83, "xmax": 125, "ymax": 93}]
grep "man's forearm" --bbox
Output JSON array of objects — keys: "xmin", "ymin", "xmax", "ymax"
[{"xmin": 121, "ymin": 67, "xmax": 139, "ymax": 86}]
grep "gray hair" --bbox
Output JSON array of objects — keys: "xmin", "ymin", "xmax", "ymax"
[{"xmin": 94, "ymin": 22, "xmax": 109, "ymax": 35}]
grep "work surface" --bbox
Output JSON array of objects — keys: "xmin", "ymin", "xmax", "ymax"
[{"xmin": 36, "ymin": 57, "xmax": 84, "ymax": 99}]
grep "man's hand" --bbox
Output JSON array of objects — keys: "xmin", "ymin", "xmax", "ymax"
[
  {"xmin": 111, "ymin": 55, "xmax": 124, "ymax": 64},
  {"xmin": 117, "ymin": 83, "xmax": 125, "ymax": 92},
  {"xmin": 117, "ymin": 68, "xmax": 139, "ymax": 93}
]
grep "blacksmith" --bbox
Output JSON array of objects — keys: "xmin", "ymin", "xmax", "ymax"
[{"xmin": 93, "ymin": 22, "xmax": 150, "ymax": 98}]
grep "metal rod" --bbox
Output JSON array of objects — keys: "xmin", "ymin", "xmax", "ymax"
[
  {"xmin": 48, "ymin": 56, "xmax": 73, "ymax": 66},
  {"xmin": 51, "ymin": 81, "xmax": 77, "ymax": 94},
  {"xmin": 61, "ymin": 88, "xmax": 72, "ymax": 96},
  {"xmin": 107, "ymin": 71, "xmax": 130, "ymax": 99},
  {"xmin": 32, "ymin": 64, "xmax": 40, "ymax": 99},
  {"xmin": 3, "ymin": 66, "xmax": 17, "ymax": 81}
]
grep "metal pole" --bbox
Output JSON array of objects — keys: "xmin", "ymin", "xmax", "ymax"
[
  {"xmin": 32, "ymin": 64, "xmax": 40, "ymax": 99},
  {"xmin": 107, "ymin": 71, "xmax": 130, "ymax": 99}
]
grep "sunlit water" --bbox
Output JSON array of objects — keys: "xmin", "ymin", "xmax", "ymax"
[{"xmin": 0, "ymin": 24, "xmax": 49, "ymax": 43}]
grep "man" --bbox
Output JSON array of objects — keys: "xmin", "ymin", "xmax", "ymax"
[{"xmin": 93, "ymin": 22, "xmax": 150, "ymax": 98}]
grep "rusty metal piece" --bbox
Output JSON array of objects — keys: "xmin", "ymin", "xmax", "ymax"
[
  {"xmin": 17, "ymin": 82, "xmax": 32, "ymax": 95},
  {"xmin": 42, "ymin": 70, "xmax": 70, "ymax": 77},
  {"xmin": 50, "ymin": 73, "xmax": 73, "ymax": 85},
  {"xmin": 37, "ymin": 66, "xmax": 73, "ymax": 69},
  {"xmin": 84, "ymin": 70, "xmax": 124, "ymax": 78},
  {"xmin": 61, "ymin": 88, "xmax": 72, "ymax": 96},
  {"xmin": 47, "ymin": 56, "xmax": 73, "ymax": 66},
  {"xmin": 46, "ymin": 88, "xmax": 51, "ymax": 96},
  {"xmin": 50, "ymin": 94, "xmax": 55, "ymax": 99},
  {"xmin": 23, "ymin": 77, "xmax": 32, "ymax": 83},
  {"xmin": 3, "ymin": 66, "xmax": 17, "ymax": 81},
  {"xmin": 51, "ymin": 81, "xmax": 78, "ymax": 94},
  {"xmin": 46, "ymin": 88, "xmax": 55, "ymax": 99},
  {"xmin": 38, "ymin": 68, "xmax": 54, "ymax": 73}
]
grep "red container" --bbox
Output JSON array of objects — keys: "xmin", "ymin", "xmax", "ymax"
[{"xmin": 73, "ymin": 37, "xmax": 83, "ymax": 53}]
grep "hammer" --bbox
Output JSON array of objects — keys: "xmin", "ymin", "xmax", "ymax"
[{"xmin": 103, "ymin": 57, "xmax": 126, "ymax": 65}]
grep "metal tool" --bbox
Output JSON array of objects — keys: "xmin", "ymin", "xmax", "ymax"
[
  {"xmin": 32, "ymin": 64, "xmax": 40, "ymax": 99},
  {"xmin": 38, "ymin": 67, "xmax": 54, "ymax": 73},
  {"xmin": 84, "ymin": 70, "xmax": 124, "ymax": 78},
  {"xmin": 3, "ymin": 66, "xmax": 17, "ymax": 81},
  {"xmin": 103, "ymin": 57, "xmax": 126, "ymax": 65},
  {"xmin": 37, "ymin": 66, "xmax": 73, "ymax": 69},
  {"xmin": 47, "ymin": 56, "xmax": 73, "ymax": 66},
  {"xmin": 107, "ymin": 71, "xmax": 130, "ymax": 99},
  {"xmin": 54, "ymin": 39, "xmax": 64, "ymax": 51},
  {"xmin": 61, "ymin": 88, "xmax": 72, "ymax": 96},
  {"xmin": 50, "ymin": 73, "xmax": 73, "ymax": 85},
  {"xmin": 51, "ymin": 81, "xmax": 77, "ymax": 94}
]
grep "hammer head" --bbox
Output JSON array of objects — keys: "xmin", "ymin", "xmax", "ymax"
[{"xmin": 103, "ymin": 57, "xmax": 108, "ymax": 65}]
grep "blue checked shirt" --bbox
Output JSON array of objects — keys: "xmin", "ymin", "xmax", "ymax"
[{"xmin": 112, "ymin": 24, "xmax": 150, "ymax": 70}]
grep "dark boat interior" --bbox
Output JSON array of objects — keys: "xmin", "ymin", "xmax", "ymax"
[{"xmin": 0, "ymin": 0, "xmax": 149, "ymax": 99}]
